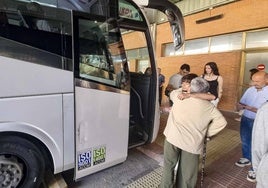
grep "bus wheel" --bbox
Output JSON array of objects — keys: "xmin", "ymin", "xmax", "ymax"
[{"xmin": 0, "ymin": 136, "xmax": 45, "ymax": 188}]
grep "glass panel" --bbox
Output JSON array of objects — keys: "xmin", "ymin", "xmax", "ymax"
[
  {"xmin": 0, "ymin": 1, "xmax": 72, "ymax": 70},
  {"xmin": 121, "ymin": 30, "xmax": 150, "ymax": 73},
  {"xmin": 242, "ymin": 52, "xmax": 268, "ymax": 93},
  {"xmin": 246, "ymin": 30, "xmax": 268, "ymax": 48},
  {"xmin": 78, "ymin": 18, "xmax": 129, "ymax": 90},
  {"xmin": 119, "ymin": 0, "xmax": 143, "ymax": 21},
  {"xmin": 163, "ymin": 43, "xmax": 183, "ymax": 56},
  {"xmin": 184, "ymin": 38, "xmax": 208, "ymax": 55},
  {"xmin": 2, "ymin": 1, "xmax": 71, "ymax": 34},
  {"xmin": 140, "ymin": 47, "xmax": 149, "ymax": 58},
  {"xmin": 210, "ymin": 33, "xmax": 242, "ymax": 52},
  {"xmin": 0, "ymin": 36, "xmax": 72, "ymax": 69},
  {"xmin": 138, "ymin": 60, "xmax": 150, "ymax": 73},
  {"xmin": 13, "ymin": 0, "xmax": 112, "ymax": 17},
  {"xmin": 22, "ymin": 0, "xmax": 58, "ymax": 7},
  {"xmin": 126, "ymin": 49, "xmax": 139, "ymax": 59}
]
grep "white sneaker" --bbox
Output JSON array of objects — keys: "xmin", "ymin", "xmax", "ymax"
[
  {"xmin": 235, "ymin": 158, "xmax": 251, "ymax": 167},
  {"xmin": 246, "ymin": 170, "xmax": 256, "ymax": 183}
]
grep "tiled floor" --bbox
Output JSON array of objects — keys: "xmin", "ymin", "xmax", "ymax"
[
  {"xmin": 195, "ymin": 111, "xmax": 256, "ymax": 188},
  {"xmin": 134, "ymin": 110, "xmax": 257, "ymax": 188}
]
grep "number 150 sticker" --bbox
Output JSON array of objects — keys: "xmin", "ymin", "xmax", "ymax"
[
  {"xmin": 78, "ymin": 150, "xmax": 92, "ymax": 171},
  {"xmin": 77, "ymin": 145, "xmax": 106, "ymax": 171},
  {"xmin": 93, "ymin": 146, "xmax": 106, "ymax": 165}
]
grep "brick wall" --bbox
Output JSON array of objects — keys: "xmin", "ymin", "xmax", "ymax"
[{"xmin": 157, "ymin": 51, "xmax": 241, "ymax": 110}]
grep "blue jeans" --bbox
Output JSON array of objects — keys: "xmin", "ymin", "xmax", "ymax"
[{"xmin": 240, "ymin": 115, "xmax": 254, "ymax": 162}]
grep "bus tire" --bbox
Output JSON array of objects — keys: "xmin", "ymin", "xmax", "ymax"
[{"xmin": 0, "ymin": 136, "xmax": 45, "ymax": 188}]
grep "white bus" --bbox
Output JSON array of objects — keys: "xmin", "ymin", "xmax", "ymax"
[{"xmin": 0, "ymin": 0, "xmax": 184, "ymax": 187}]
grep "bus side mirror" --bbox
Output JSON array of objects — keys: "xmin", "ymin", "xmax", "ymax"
[
  {"xmin": 143, "ymin": 0, "xmax": 185, "ymax": 50},
  {"xmin": 165, "ymin": 8, "xmax": 184, "ymax": 50}
]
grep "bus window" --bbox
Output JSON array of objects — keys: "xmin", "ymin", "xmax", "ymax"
[
  {"xmin": 121, "ymin": 30, "xmax": 149, "ymax": 73},
  {"xmin": 76, "ymin": 18, "xmax": 129, "ymax": 90},
  {"xmin": 0, "ymin": 1, "xmax": 72, "ymax": 70}
]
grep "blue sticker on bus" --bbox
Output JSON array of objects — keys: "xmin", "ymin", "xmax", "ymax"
[
  {"xmin": 93, "ymin": 146, "xmax": 106, "ymax": 165},
  {"xmin": 78, "ymin": 150, "xmax": 92, "ymax": 171}
]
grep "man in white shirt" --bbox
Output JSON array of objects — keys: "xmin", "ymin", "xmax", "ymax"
[
  {"xmin": 235, "ymin": 71, "xmax": 268, "ymax": 183},
  {"xmin": 165, "ymin": 64, "xmax": 190, "ymax": 105},
  {"xmin": 167, "ymin": 64, "xmax": 190, "ymax": 90}
]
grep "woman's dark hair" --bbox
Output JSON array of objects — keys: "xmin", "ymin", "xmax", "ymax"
[
  {"xmin": 181, "ymin": 73, "xmax": 198, "ymax": 83},
  {"xmin": 249, "ymin": 68, "xmax": 258, "ymax": 79},
  {"xmin": 144, "ymin": 67, "xmax": 152, "ymax": 75},
  {"xmin": 203, "ymin": 62, "xmax": 220, "ymax": 75}
]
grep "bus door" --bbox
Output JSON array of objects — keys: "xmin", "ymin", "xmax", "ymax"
[
  {"xmin": 72, "ymin": 11, "xmax": 130, "ymax": 180},
  {"xmin": 119, "ymin": 0, "xmax": 184, "ymax": 148}
]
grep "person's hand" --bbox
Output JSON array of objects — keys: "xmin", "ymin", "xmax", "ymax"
[
  {"xmin": 237, "ymin": 103, "xmax": 246, "ymax": 110},
  {"xmin": 162, "ymin": 107, "xmax": 172, "ymax": 112},
  {"xmin": 178, "ymin": 93, "xmax": 190, "ymax": 100}
]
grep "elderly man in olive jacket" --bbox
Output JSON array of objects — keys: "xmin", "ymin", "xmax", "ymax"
[{"xmin": 160, "ymin": 77, "xmax": 227, "ymax": 188}]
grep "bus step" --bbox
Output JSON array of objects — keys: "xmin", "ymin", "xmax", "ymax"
[{"xmin": 41, "ymin": 170, "xmax": 67, "ymax": 188}]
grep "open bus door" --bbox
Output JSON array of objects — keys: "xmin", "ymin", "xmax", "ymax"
[
  {"xmin": 72, "ymin": 10, "xmax": 130, "ymax": 180},
  {"xmin": 120, "ymin": 0, "xmax": 185, "ymax": 147}
]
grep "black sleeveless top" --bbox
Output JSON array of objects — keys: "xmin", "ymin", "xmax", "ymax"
[{"xmin": 203, "ymin": 75, "xmax": 219, "ymax": 98}]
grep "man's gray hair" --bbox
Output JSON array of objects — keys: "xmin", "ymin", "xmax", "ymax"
[{"xmin": 190, "ymin": 77, "xmax": 210, "ymax": 93}]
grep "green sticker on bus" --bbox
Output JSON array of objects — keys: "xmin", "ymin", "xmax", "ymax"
[{"xmin": 93, "ymin": 146, "xmax": 106, "ymax": 165}]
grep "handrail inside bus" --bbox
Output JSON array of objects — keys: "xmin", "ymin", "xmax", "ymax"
[{"xmin": 130, "ymin": 86, "xmax": 145, "ymax": 119}]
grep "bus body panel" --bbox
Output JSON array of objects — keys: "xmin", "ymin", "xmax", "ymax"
[
  {"xmin": 63, "ymin": 93, "xmax": 75, "ymax": 171},
  {"xmin": 74, "ymin": 86, "xmax": 129, "ymax": 179},
  {"xmin": 0, "ymin": 95, "xmax": 64, "ymax": 173},
  {"xmin": 0, "ymin": 56, "xmax": 76, "ymax": 173},
  {"xmin": 0, "ymin": 56, "xmax": 73, "ymax": 98}
]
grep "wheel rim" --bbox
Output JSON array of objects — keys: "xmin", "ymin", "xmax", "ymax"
[{"xmin": 0, "ymin": 155, "xmax": 23, "ymax": 188}]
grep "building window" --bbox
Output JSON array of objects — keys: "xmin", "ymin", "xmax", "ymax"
[
  {"xmin": 126, "ymin": 49, "xmax": 139, "ymax": 59},
  {"xmin": 162, "ymin": 28, "xmax": 268, "ymax": 57},
  {"xmin": 184, "ymin": 38, "xmax": 208, "ymax": 55},
  {"xmin": 210, "ymin": 33, "xmax": 242, "ymax": 52},
  {"xmin": 126, "ymin": 47, "xmax": 149, "ymax": 60},
  {"xmin": 139, "ymin": 47, "xmax": 149, "ymax": 58},
  {"xmin": 163, "ymin": 43, "xmax": 183, "ymax": 56},
  {"xmin": 246, "ymin": 30, "xmax": 268, "ymax": 48}
]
